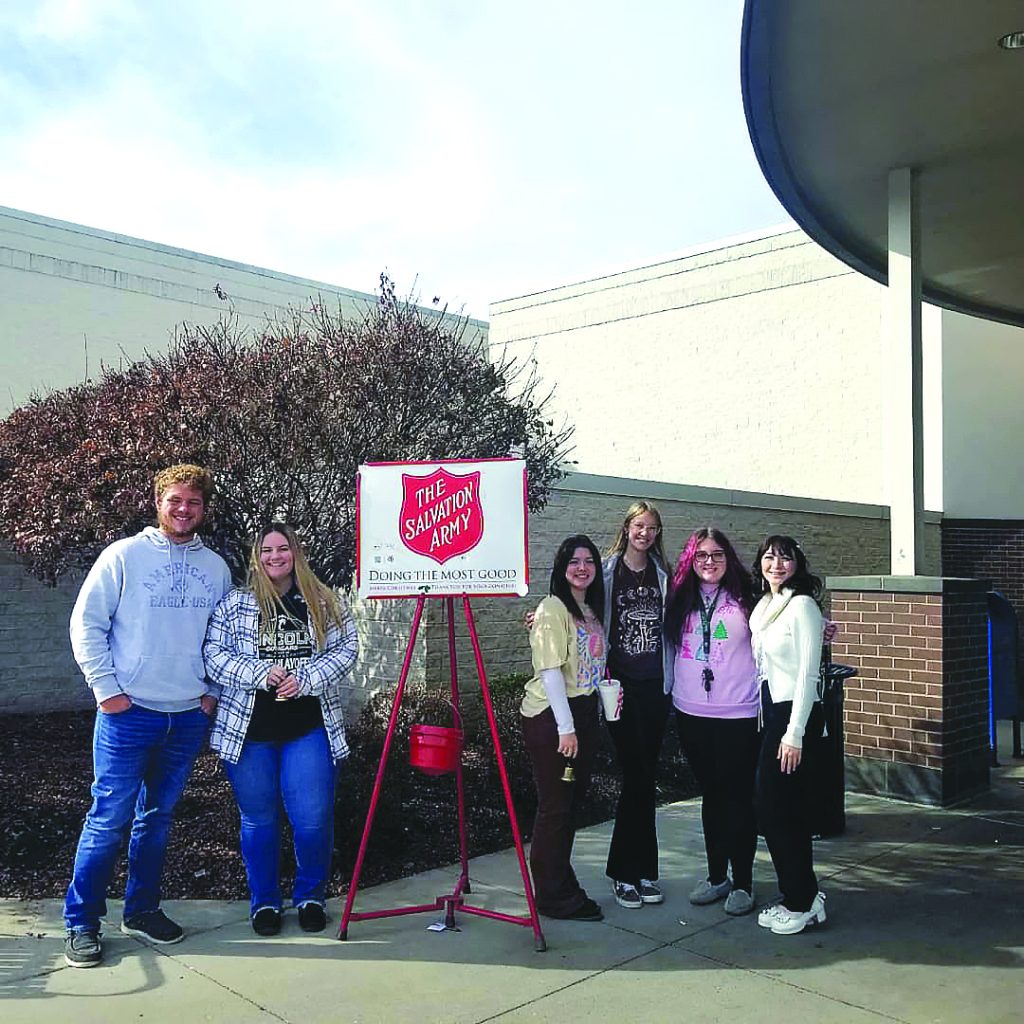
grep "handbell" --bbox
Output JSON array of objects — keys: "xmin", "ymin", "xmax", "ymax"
[{"xmin": 560, "ymin": 760, "xmax": 576, "ymax": 783}]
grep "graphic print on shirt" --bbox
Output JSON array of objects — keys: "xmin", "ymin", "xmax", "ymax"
[
  {"xmin": 575, "ymin": 620, "xmax": 606, "ymax": 693},
  {"xmin": 614, "ymin": 583, "xmax": 662, "ymax": 657},
  {"xmin": 680, "ymin": 594, "xmax": 733, "ymax": 666},
  {"xmin": 258, "ymin": 611, "xmax": 314, "ymax": 672}
]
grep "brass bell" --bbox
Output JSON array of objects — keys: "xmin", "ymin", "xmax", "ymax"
[{"xmin": 560, "ymin": 760, "xmax": 576, "ymax": 783}]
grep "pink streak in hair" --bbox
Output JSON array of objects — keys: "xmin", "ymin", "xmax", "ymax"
[{"xmin": 671, "ymin": 532, "xmax": 700, "ymax": 593}]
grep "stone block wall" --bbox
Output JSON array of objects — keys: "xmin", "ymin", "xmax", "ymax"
[
  {"xmin": 423, "ymin": 473, "xmax": 940, "ymax": 695},
  {"xmin": 0, "ymin": 474, "xmax": 942, "ymax": 717}
]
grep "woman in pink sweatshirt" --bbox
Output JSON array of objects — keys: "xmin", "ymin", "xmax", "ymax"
[{"xmin": 663, "ymin": 528, "xmax": 759, "ymax": 917}]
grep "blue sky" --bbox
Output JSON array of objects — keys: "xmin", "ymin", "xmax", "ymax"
[{"xmin": 0, "ymin": 0, "xmax": 789, "ymax": 318}]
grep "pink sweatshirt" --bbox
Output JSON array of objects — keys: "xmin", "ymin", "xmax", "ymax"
[{"xmin": 671, "ymin": 584, "xmax": 758, "ymax": 719}]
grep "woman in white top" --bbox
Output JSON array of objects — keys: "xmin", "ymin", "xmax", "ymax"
[{"xmin": 748, "ymin": 535, "xmax": 827, "ymax": 936}]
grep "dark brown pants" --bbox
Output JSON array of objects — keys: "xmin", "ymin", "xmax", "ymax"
[{"xmin": 521, "ymin": 693, "xmax": 599, "ymax": 917}]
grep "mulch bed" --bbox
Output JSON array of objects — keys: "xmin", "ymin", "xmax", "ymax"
[{"xmin": 0, "ymin": 685, "xmax": 697, "ymax": 901}]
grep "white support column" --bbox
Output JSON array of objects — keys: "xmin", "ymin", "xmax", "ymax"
[{"xmin": 886, "ymin": 167, "xmax": 925, "ymax": 575}]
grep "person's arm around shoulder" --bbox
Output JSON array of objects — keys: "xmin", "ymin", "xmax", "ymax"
[
  {"xmin": 777, "ymin": 595, "xmax": 824, "ymax": 772},
  {"xmin": 203, "ymin": 589, "xmax": 272, "ymax": 692}
]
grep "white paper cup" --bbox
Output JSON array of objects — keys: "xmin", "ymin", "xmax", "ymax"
[{"xmin": 599, "ymin": 679, "xmax": 623, "ymax": 722}]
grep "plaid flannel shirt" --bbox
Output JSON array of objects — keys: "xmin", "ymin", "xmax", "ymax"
[{"xmin": 204, "ymin": 587, "xmax": 358, "ymax": 764}]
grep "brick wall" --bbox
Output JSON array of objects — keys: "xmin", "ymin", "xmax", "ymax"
[
  {"xmin": 831, "ymin": 582, "xmax": 990, "ymax": 804},
  {"xmin": 942, "ymin": 518, "xmax": 1024, "ymax": 678}
]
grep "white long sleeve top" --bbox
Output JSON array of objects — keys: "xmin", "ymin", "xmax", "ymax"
[{"xmin": 748, "ymin": 589, "xmax": 823, "ymax": 748}]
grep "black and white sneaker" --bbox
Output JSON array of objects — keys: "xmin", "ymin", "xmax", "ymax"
[
  {"xmin": 613, "ymin": 881, "xmax": 643, "ymax": 909},
  {"xmin": 121, "ymin": 909, "xmax": 184, "ymax": 944},
  {"xmin": 64, "ymin": 929, "xmax": 102, "ymax": 968},
  {"xmin": 638, "ymin": 879, "xmax": 664, "ymax": 904}
]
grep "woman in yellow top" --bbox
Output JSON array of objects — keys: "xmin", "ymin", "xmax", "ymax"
[{"xmin": 520, "ymin": 535, "xmax": 607, "ymax": 921}]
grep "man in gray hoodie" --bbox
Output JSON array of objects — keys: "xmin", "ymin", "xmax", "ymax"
[{"xmin": 63, "ymin": 464, "xmax": 232, "ymax": 968}]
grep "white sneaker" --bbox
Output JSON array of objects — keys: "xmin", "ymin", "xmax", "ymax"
[
  {"xmin": 688, "ymin": 878, "xmax": 732, "ymax": 905},
  {"xmin": 638, "ymin": 879, "xmax": 664, "ymax": 905},
  {"xmin": 768, "ymin": 892, "xmax": 827, "ymax": 935},
  {"xmin": 757, "ymin": 902, "xmax": 786, "ymax": 929}
]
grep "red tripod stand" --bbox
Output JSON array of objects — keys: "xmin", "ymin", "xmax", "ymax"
[{"xmin": 338, "ymin": 593, "xmax": 547, "ymax": 952}]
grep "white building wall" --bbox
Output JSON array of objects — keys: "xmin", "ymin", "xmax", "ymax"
[
  {"xmin": 0, "ymin": 205, "xmax": 486, "ymax": 415},
  {"xmin": 941, "ymin": 310, "xmax": 1024, "ymax": 518},
  {"xmin": 491, "ymin": 230, "xmax": 892, "ymax": 506},
  {"xmin": 491, "ymin": 228, "xmax": 962, "ymax": 517}
]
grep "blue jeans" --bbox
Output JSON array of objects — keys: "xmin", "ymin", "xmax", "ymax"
[
  {"xmin": 223, "ymin": 726, "xmax": 337, "ymax": 915},
  {"xmin": 64, "ymin": 704, "xmax": 210, "ymax": 932}
]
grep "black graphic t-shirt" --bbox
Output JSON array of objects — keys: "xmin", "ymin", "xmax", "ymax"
[
  {"xmin": 608, "ymin": 559, "xmax": 663, "ymax": 681},
  {"xmin": 246, "ymin": 586, "xmax": 324, "ymax": 743}
]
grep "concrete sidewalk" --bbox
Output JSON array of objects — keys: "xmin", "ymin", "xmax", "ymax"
[{"xmin": 3, "ymin": 757, "xmax": 1022, "ymax": 1024}]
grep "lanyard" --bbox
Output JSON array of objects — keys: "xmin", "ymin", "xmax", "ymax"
[{"xmin": 697, "ymin": 588, "xmax": 721, "ymax": 696}]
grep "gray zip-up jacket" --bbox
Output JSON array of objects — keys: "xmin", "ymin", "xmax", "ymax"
[{"xmin": 602, "ymin": 553, "xmax": 674, "ymax": 692}]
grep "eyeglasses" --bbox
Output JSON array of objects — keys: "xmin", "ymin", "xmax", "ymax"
[
  {"xmin": 630, "ymin": 524, "xmax": 660, "ymax": 535},
  {"xmin": 694, "ymin": 551, "xmax": 726, "ymax": 564}
]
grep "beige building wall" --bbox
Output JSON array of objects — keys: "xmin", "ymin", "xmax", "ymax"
[
  {"xmin": 940, "ymin": 310, "xmax": 1024, "ymax": 519},
  {"xmin": 490, "ymin": 230, "xmax": 891, "ymax": 506},
  {"xmin": 0, "ymin": 205, "xmax": 487, "ymax": 415}
]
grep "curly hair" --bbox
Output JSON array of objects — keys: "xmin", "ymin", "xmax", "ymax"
[
  {"xmin": 153, "ymin": 463, "xmax": 215, "ymax": 503},
  {"xmin": 663, "ymin": 528, "xmax": 754, "ymax": 642}
]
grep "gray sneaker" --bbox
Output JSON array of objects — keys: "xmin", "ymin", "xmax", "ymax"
[
  {"xmin": 688, "ymin": 878, "xmax": 732, "ymax": 905},
  {"xmin": 64, "ymin": 929, "xmax": 102, "ymax": 968},
  {"xmin": 724, "ymin": 889, "xmax": 755, "ymax": 916}
]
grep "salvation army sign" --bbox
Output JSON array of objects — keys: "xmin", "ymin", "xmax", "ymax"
[
  {"xmin": 357, "ymin": 459, "xmax": 528, "ymax": 598},
  {"xmin": 400, "ymin": 467, "xmax": 483, "ymax": 563}
]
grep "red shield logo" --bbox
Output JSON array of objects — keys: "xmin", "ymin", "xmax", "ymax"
[{"xmin": 399, "ymin": 468, "xmax": 484, "ymax": 564}]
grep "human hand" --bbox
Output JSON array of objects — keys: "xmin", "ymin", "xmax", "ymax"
[
  {"xmin": 524, "ymin": 610, "xmax": 536, "ymax": 632},
  {"xmin": 275, "ymin": 673, "xmax": 300, "ymax": 700},
  {"xmin": 99, "ymin": 693, "xmax": 131, "ymax": 714},
  {"xmin": 823, "ymin": 619, "xmax": 840, "ymax": 643},
  {"xmin": 266, "ymin": 664, "xmax": 289, "ymax": 690},
  {"xmin": 777, "ymin": 741, "xmax": 802, "ymax": 774},
  {"xmin": 200, "ymin": 694, "xmax": 218, "ymax": 716},
  {"xmin": 557, "ymin": 732, "xmax": 578, "ymax": 758}
]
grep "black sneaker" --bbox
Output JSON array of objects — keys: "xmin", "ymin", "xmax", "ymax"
[
  {"xmin": 64, "ymin": 929, "xmax": 102, "ymax": 968},
  {"xmin": 252, "ymin": 907, "xmax": 282, "ymax": 936},
  {"xmin": 297, "ymin": 902, "xmax": 327, "ymax": 933},
  {"xmin": 121, "ymin": 909, "xmax": 184, "ymax": 945}
]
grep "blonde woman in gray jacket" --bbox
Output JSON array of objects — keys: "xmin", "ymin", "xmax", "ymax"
[{"xmin": 749, "ymin": 535, "xmax": 827, "ymax": 936}]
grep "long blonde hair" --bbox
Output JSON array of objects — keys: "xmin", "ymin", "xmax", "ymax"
[
  {"xmin": 248, "ymin": 522, "xmax": 345, "ymax": 649},
  {"xmin": 604, "ymin": 500, "xmax": 668, "ymax": 567}
]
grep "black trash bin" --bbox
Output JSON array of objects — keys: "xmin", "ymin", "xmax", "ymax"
[{"xmin": 812, "ymin": 661, "xmax": 857, "ymax": 839}]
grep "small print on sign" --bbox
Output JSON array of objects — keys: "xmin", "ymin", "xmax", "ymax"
[{"xmin": 400, "ymin": 468, "xmax": 483, "ymax": 564}]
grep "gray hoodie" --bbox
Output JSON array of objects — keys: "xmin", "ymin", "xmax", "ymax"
[{"xmin": 70, "ymin": 526, "xmax": 232, "ymax": 712}]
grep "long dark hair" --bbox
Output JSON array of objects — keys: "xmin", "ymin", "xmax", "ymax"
[
  {"xmin": 752, "ymin": 534, "xmax": 823, "ymax": 604},
  {"xmin": 550, "ymin": 534, "xmax": 604, "ymax": 623},
  {"xmin": 664, "ymin": 528, "xmax": 754, "ymax": 641}
]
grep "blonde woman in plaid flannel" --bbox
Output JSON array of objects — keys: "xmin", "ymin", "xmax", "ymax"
[{"xmin": 204, "ymin": 522, "xmax": 357, "ymax": 936}]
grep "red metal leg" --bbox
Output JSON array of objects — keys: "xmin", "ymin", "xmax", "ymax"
[
  {"xmin": 461, "ymin": 596, "xmax": 547, "ymax": 952},
  {"xmin": 446, "ymin": 596, "xmax": 471, "ymax": 898},
  {"xmin": 338, "ymin": 594, "xmax": 427, "ymax": 940}
]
